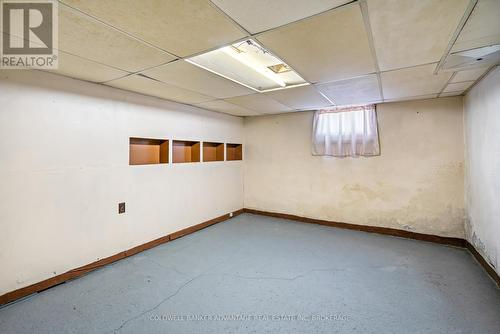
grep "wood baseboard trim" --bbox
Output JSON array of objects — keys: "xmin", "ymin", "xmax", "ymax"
[
  {"xmin": 2, "ymin": 208, "xmax": 497, "ymax": 306},
  {"xmin": 243, "ymin": 208, "xmax": 466, "ymax": 247},
  {"xmin": 0, "ymin": 209, "xmax": 244, "ymax": 306},
  {"xmin": 466, "ymin": 242, "xmax": 500, "ymax": 287},
  {"xmin": 243, "ymin": 208, "xmax": 499, "ymax": 288}
]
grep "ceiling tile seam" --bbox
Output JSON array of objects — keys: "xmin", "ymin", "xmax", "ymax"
[
  {"xmin": 128, "ymin": 59, "xmax": 180, "ymax": 77},
  {"xmin": 433, "ymin": 0, "xmax": 478, "ymax": 75},
  {"xmin": 58, "ymin": 1, "xmax": 181, "ymax": 59},
  {"xmin": 190, "ymin": 103, "xmax": 246, "ymax": 118},
  {"xmin": 259, "ymin": 82, "xmax": 310, "ymax": 93},
  {"xmin": 261, "ymin": 86, "xmax": 330, "ymax": 111},
  {"xmin": 378, "ymin": 62, "xmax": 439, "ymax": 75},
  {"xmin": 224, "ymin": 95, "xmax": 290, "ymax": 113},
  {"xmin": 437, "ymin": 72, "xmax": 457, "ymax": 97},
  {"xmin": 216, "ymin": 99, "xmax": 257, "ymax": 114},
  {"xmin": 35, "ymin": 68, "xmax": 121, "ymax": 86},
  {"xmin": 358, "ymin": 0, "xmax": 384, "ymax": 101},
  {"xmin": 103, "ymin": 73, "xmax": 219, "ymax": 103},
  {"xmin": 384, "ymin": 94, "xmax": 439, "ymax": 102},
  {"xmin": 207, "ymin": 0, "xmax": 252, "ymax": 37},
  {"xmin": 260, "ymin": 95, "xmax": 297, "ymax": 111},
  {"xmin": 316, "ymin": 90, "xmax": 336, "ymax": 106},
  {"xmin": 101, "ymin": 73, "xmax": 137, "ymax": 85},
  {"xmin": 440, "ymin": 92, "xmax": 464, "ymax": 96},
  {"xmin": 462, "ymin": 65, "xmax": 498, "ymax": 96},
  {"xmin": 313, "ymin": 72, "xmax": 378, "ymax": 87},
  {"xmin": 451, "ymin": 79, "xmax": 483, "ymax": 84},
  {"xmin": 101, "ymin": 81, "xmax": 235, "ymax": 117},
  {"xmin": 56, "ymin": 49, "xmax": 136, "ymax": 73},
  {"xmin": 183, "ymin": 58, "xmax": 261, "ymax": 93},
  {"xmin": 250, "ymin": 0, "xmax": 358, "ymax": 37}
]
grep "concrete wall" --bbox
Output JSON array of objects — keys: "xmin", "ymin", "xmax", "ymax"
[
  {"xmin": 0, "ymin": 70, "xmax": 244, "ymax": 295},
  {"xmin": 464, "ymin": 66, "xmax": 500, "ymax": 276},
  {"xmin": 244, "ymin": 97, "xmax": 465, "ymax": 238}
]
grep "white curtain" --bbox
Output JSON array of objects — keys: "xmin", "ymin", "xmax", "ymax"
[{"xmin": 312, "ymin": 104, "xmax": 380, "ymax": 157}]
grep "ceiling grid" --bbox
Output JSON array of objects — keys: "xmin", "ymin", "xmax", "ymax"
[{"xmin": 25, "ymin": 0, "xmax": 498, "ymax": 116}]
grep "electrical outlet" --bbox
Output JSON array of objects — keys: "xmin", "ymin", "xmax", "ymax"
[{"xmin": 118, "ymin": 202, "xmax": 126, "ymax": 214}]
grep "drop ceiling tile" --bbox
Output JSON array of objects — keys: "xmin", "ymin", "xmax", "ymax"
[
  {"xmin": 141, "ymin": 60, "xmax": 254, "ymax": 99},
  {"xmin": 451, "ymin": 67, "xmax": 489, "ymax": 82},
  {"xmin": 264, "ymin": 85, "xmax": 332, "ymax": 110},
  {"xmin": 105, "ymin": 75, "xmax": 214, "ymax": 104},
  {"xmin": 59, "ymin": 5, "xmax": 175, "ymax": 72},
  {"xmin": 368, "ymin": 0, "xmax": 470, "ymax": 71},
  {"xmin": 60, "ymin": 0, "xmax": 247, "ymax": 57},
  {"xmin": 225, "ymin": 93, "xmax": 292, "ymax": 114},
  {"xmin": 384, "ymin": 94, "xmax": 438, "ymax": 103},
  {"xmin": 211, "ymin": 0, "xmax": 351, "ymax": 34},
  {"xmin": 195, "ymin": 100, "xmax": 260, "ymax": 116},
  {"xmin": 256, "ymin": 3, "xmax": 375, "ymax": 83},
  {"xmin": 381, "ymin": 63, "xmax": 452, "ymax": 100},
  {"xmin": 451, "ymin": 0, "xmax": 500, "ymax": 52},
  {"xmin": 46, "ymin": 52, "xmax": 128, "ymax": 83},
  {"xmin": 316, "ymin": 75, "xmax": 381, "ymax": 106},
  {"xmin": 442, "ymin": 81, "xmax": 474, "ymax": 93}
]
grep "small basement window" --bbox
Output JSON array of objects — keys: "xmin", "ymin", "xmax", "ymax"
[
  {"xmin": 226, "ymin": 143, "xmax": 243, "ymax": 161},
  {"xmin": 129, "ymin": 138, "xmax": 169, "ymax": 165},
  {"xmin": 203, "ymin": 142, "xmax": 224, "ymax": 162},
  {"xmin": 312, "ymin": 104, "xmax": 380, "ymax": 157},
  {"xmin": 173, "ymin": 140, "xmax": 200, "ymax": 163}
]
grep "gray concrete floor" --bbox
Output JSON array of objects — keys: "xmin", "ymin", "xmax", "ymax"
[{"xmin": 1, "ymin": 213, "xmax": 500, "ymax": 334}]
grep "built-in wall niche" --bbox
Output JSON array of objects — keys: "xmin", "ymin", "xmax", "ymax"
[
  {"xmin": 173, "ymin": 140, "xmax": 201, "ymax": 163},
  {"xmin": 226, "ymin": 143, "xmax": 243, "ymax": 161},
  {"xmin": 203, "ymin": 142, "xmax": 224, "ymax": 162},
  {"xmin": 129, "ymin": 137, "xmax": 169, "ymax": 165}
]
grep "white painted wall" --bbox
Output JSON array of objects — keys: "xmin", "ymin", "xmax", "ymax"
[
  {"xmin": 464, "ymin": 66, "xmax": 500, "ymax": 276},
  {"xmin": 244, "ymin": 97, "xmax": 465, "ymax": 238},
  {"xmin": 0, "ymin": 70, "xmax": 244, "ymax": 295}
]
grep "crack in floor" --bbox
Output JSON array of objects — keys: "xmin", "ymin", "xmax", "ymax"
[
  {"xmin": 104, "ymin": 266, "xmax": 348, "ymax": 333},
  {"xmin": 143, "ymin": 256, "xmax": 188, "ymax": 277},
  {"xmin": 105, "ymin": 249, "xmax": 247, "ymax": 333},
  {"xmin": 104, "ymin": 273, "xmax": 204, "ymax": 334},
  {"xmin": 212, "ymin": 267, "xmax": 349, "ymax": 282}
]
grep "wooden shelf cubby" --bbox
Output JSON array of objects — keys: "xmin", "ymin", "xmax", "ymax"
[
  {"xmin": 173, "ymin": 140, "xmax": 200, "ymax": 163},
  {"xmin": 129, "ymin": 137, "xmax": 169, "ymax": 165},
  {"xmin": 226, "ymin": 143, "xmax": 243, "ymax": 161},
  {"xmin": 203, "ymin": 142, "xmax": 224, "ymax": 162}
]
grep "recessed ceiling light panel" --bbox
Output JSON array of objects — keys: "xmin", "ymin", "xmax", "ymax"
[
  {"xmin": 186, "ymin": 39, "xmax": 306, "ymax": 92},
  {"xmin": 442, "ymin": 44, "xmax": 500, "ymax": 71}
]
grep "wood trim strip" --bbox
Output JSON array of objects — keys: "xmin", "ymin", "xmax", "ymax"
[
  {"xmin": 466, "ymin": 241, "xmax": 500, "ymax": 287},
  {"xmin": 244, "ymin": 208, "xmax": 499, "ymax": 287},
  {"xmin": 170, "ymin": 209, "xmax": 244, "ymax": 240},
  {"xmin": 0, "ymin": 209, "xmax": 244, "ymax": 306},
  {"xmin": 2, "ymin": 208, "xmax": 497, "ymax": 306},
  {"xmin": 243, "ymin": 208, "xmax": 466, "ymax": 247}
]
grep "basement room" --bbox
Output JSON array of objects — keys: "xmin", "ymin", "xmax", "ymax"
[{"xmin": 0, "ymin": 0, "xmax": 499, "ymax": 333}]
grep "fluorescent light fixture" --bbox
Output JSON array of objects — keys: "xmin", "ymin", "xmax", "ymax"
[
  {"xmin": 221, "ymin": 45, "xmax": 286, "ymax": 88},
  {"xmin": 186, "ymin": 39, "xmax": 306, "ymax": 92}
]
